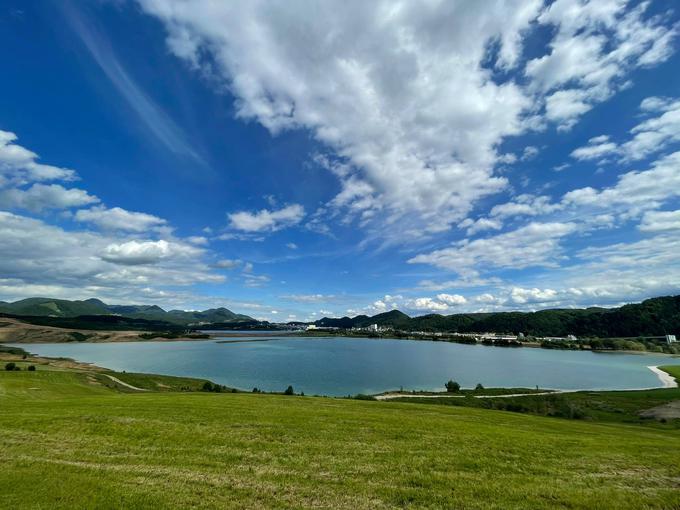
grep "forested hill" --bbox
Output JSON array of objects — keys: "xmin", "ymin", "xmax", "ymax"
[
  {"xmin": 315, "ymin": 295, "xmax": 680, "ymax": 337},
  {"xmin": 0, "ymin": 297, "xmax": 254, "ymax": 326}
]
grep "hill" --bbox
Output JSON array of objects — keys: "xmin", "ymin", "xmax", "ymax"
[
  {"xmin": 0, "ymin": 297, "xmax": 254, "ymax": 326},
  {"xmin": 1, "ymin": 358, "xmax": 679, "ymax": 508},
  {"xmin": 314, "ymin": 295, "xmax": 680, "ymax": 337}
]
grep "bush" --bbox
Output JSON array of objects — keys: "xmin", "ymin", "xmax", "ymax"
[
  {"xmin": 202, "ymin": 381, "xmax": 214, "ymax": 392},
  {"xmin": 284, "ymin": 385, "xmax": 295, "ymax": 395},
  {"xmin": 445, "ymin": 380, "xmax": 461, "ymax": 393},
  {"xmin": 475, "ymin": 383, "xmax": 484, "ymax": 390},
  {"xmin": 4, "ymin": 362, "xmax": 16, "ymax": 371},
  {"xmin": 27, "ymin": 365, "xmax": 36, "ymax": 372}
]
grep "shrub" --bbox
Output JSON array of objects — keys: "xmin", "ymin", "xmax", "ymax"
[
  {"xmin": 27, "ymin": 365, "xmax": 36, "ymax": 372},
  {"xmin": 4, "ymin": 362, "xmax": 16, "ymax": 371},
  {"xmin": 202, "ymin": 381, "xmax": 214, "ymax": 392},
  {"xmin": 284, "ymin": 385, "xmax": 295, "ymax": 395},
  {"xmin": 445, "ymin": 380, "xmax": 461, "ymax": 393},
  {"xmin": 475, "ymin": 383, "xmax": 484, "ymax": 390}
]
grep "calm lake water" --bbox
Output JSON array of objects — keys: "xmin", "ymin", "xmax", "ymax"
[{"xmin": 17, "ymin": 337, "xmax": 680, "ymax": 396}]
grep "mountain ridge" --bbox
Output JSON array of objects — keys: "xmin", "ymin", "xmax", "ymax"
[
  {"xmin": 315, "ymin": 295, "xmax": 680, "ymax": 338},
  {"xmin": 0, "ymin": 297, "xmax": 254, "ymax": 326}
]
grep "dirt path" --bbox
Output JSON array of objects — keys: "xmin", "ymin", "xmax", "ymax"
[{"xmin": 101, "ymin": 374, "xmax": 148, "ymax": 392}]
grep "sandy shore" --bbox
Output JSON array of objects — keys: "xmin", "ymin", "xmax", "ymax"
[{"xmin": 647, "ymin": 366, "xmax": 678, "ymax": 388}]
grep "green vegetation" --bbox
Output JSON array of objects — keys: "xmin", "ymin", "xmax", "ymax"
[
  {"xmin": 315, "ymin": 295, "xmax": 680, "ymax": 348},
  {"xmin": 2, "ymin": 362, "xmax": 680, "ymax": 508},
  {"xmin": 0, "ymin": 296, "xmax": 254, "ymax": 326},
  {"xmin": 659, "ymin": 365, "xmax": 680, "ymax": 382},
  {"xmin": 445, "ymin": 379, "xmax": 460, "ymax": 392},
  {"xmin": 390, "ymin": 385, "xmax": 680, "ymax": 428}
]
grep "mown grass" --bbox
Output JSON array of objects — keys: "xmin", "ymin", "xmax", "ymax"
[
  {"xmin": 1, "ymin": 368, "xmax": 680, "ymax": 508},
  {"xmin": 660, "ymin": 364, "xmax": 680, "ymax": 382}
]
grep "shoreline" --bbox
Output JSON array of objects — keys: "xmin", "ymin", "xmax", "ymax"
[
  {"xmin": 647, "ymin": 365, "xmax": 678, "ymax": 388},
  {"xmin": 4, "ymin": 345, "xmax": 679, "ymax": 396}
]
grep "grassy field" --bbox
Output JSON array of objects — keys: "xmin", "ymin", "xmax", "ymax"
[{"xmin": 2, "ymin": 364, "xmax": 680, "ymax": 508}]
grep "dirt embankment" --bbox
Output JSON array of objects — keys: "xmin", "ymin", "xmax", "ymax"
[{"xmin": 0, "ymin": 317, "xmax": 144, "ymax": 344}]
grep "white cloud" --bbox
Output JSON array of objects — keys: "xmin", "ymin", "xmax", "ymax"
[
  {"xmin": 286, "ymin": 242, "xmax": 298, "ymax": 249},
  {"xmin": 282, "ymin": 294, "xmax": 336, "ymax": 303},
  {"xmin": 137, "ymin": 0, "xmax": 546, "ymax": 234},
  {"xmin": 0, "ymin": 183, "xmax": 98, "ymax": 212},
  {"xmin": 459, "ymin": 217, "xmax": 502, "ymax": 236},
  {"xmin": 509, "ymin": 287, "xmax": 558, "ymax": 305},
  {"xmin": 621, "ymin": 97, "xmax": 680, "ymax": 161},
  {"xmin": 490, "ymin": 194, "xmax": 560, "ymax": 219},
  {"xmin": 74, "ymin": 205, "xmax": 167, "ymax": 232},
  {"xmin": 528, "ymin": 0, "xmax": 678, "ymax": 129},
  {"xmin": 570, "ymin": 135, "xmax": 618, "ymax": 161},
  {"xmin": 228, "ymin": 204, "xmax": 305, "ymax": 232},
  {"xmin": 409, "ymin": 222, "xmax": 576, "ymax": 276},
  {"xmin": 101, "ymin": 239, "xmax": 201, "ymax": 266},
  {"xmin": 562, "ymin": 151, "xmax": 680, "ymax": 212},
  {"xmin": 0, "ymin": 130, "xmax": 77, "ymax": 187},
  {"xmin": 214, "ymin": 259, "xmax": 242, "ymax": 269},
  {"xmin": 436, "ymin": 293, "xmax": 467, "ymax": 306},
  {"xmin": 638, "ymin": 209, "xmax": 680, "ymax": 233},
  {"xmin": 0, "ymin": 211, "xmax": 222, "ymax": 304}
]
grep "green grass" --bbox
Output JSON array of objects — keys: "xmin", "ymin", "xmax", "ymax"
[
  {"xmin": 100, "ymin": 370, "xmax": 221, "ymax": 392},
  {"xmin": 2, "ymin": 369, "xmax": 680, "ymax": 508},
  {"xmin": 390, "ymin": 387, "xmax": 680, "ymax": 427},
  {"xmin": 660, "ymin": 364, "xmax": 680, "ymax": 382}
]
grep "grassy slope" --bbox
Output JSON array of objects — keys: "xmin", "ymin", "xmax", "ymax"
[
  {"xmin": 660, "ymin": 364, "xmax": 680, "ymax": 382},
  {"xmin": 1, "ymin": 370, "xmax": 680, "ymax": 509}
]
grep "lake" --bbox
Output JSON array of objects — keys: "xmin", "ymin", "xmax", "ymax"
[{"xmin": 17, "ymin": 336, "xmax": 680, "ymax": 396}]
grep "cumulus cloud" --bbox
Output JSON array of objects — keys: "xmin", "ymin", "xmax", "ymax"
[
  {"xmin": 528, "ymin": 0, "xmax": 678, "ymax": 129},
  {"xmin": 282, "ymin": 294, "xmax": 336, "ymax": 303},
  {"xmin": 562, "ymin": 151, "xmax": 680, "ymax": 212},
  {"xmin": 621, "ymin": 97, "xmax": 680, "ymax": 161},
  {"xmin": 570, "ymin": 97, "xmax": 680, "ymax": 162},
  {"xmin": 100, "ymin": 239, "xmax": 201, "ymax": 265},
  {"xmin": 0, "ymin": 183, "xmax": 98, "ymax": 212},
  {"xmin": 490, "ymin": 194, "xmax": 560, "ymax": 220},
  {"xmin": 0, "ymin": 211, "xmax": 222, "ymax": 303},
  {"xmin": 570, "ymin": 135, "xmax": 618, "ymax": 161},
  {"xmin": 213, "ymin": 259, "xmax": 242, "ymax": 269},
  {"xmin": 0, "ymin": 130, "xmax": 77, "ymax": 187},
  {"xmin": 136, "ymin": 0, "xmax": 546, "ymax": 233},
  {"xmin": 74, "ymin": 205, "xmax": 167, "ymax": 232},
  {"xmin": 228, "ymin": 204, "xmax": 305, "ymax": 232},
  {"xmin": 638, "ymin": 210, "xmax": 680, "ymax": 232},
  {"xmin": 409, "ymin": 222, "xmax": 576, "ymax": 276}
]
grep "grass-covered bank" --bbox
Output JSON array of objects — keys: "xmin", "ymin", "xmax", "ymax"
[{"xmin": 1, "ymin": 360, "xmax": 680, "ymax": 508}]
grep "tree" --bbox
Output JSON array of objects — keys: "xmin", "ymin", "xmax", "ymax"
[
  {"xmin": 445, "ymin": 380, "xmax": 460, "ymax": 393},
  {"xmin": 27, "ymin": 365, "xmax": 36, "ymax": 372},
  {"xmin": 202, "ymin": 381, "xmax": 214, "ymax": 392},
  {"xmin": 4, "ymin": 362, "xmax": 16, "ymax": 371},
  {"xmin": 475, "ymin": 383, "xmax": 484, "ymax": 391},
  {"xmin": 284, "ymin": 385, "xmax": 295, "ymax": 395}
]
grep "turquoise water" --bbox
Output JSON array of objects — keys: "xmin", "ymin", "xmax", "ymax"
[{"xmin": 17, "ymin": 337, "xmax": 680, "ymax": 396}]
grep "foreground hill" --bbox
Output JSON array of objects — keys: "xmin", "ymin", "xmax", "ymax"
[
  {"xmin": 0, "ymin": 297, "xmax": 254, "ymax": 325},
  {"xmin": 316, "ymin": 295, "xmax": 680, "ymax": 337},
  {"xmin": 0, "ymin": 360, "xmax": 679, "ymax": 508}
]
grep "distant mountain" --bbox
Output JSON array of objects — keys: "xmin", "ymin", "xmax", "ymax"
[
  {"xmin": 0, "ymin": 297, "xmax": 254, "ymax": 326},
  {"xmin": 314, "ymin": 295, "xmax": 680, "ymax": 338}
]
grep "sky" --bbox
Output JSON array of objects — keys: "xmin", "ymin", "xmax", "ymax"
[{"xmin": 1, "ymin": 0, "xmax": 680, "ymax": 322}]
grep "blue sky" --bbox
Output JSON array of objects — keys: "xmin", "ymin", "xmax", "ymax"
[{"xmin": 1, "ymin": 0, "xmax": 680, "ymax": 321}]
